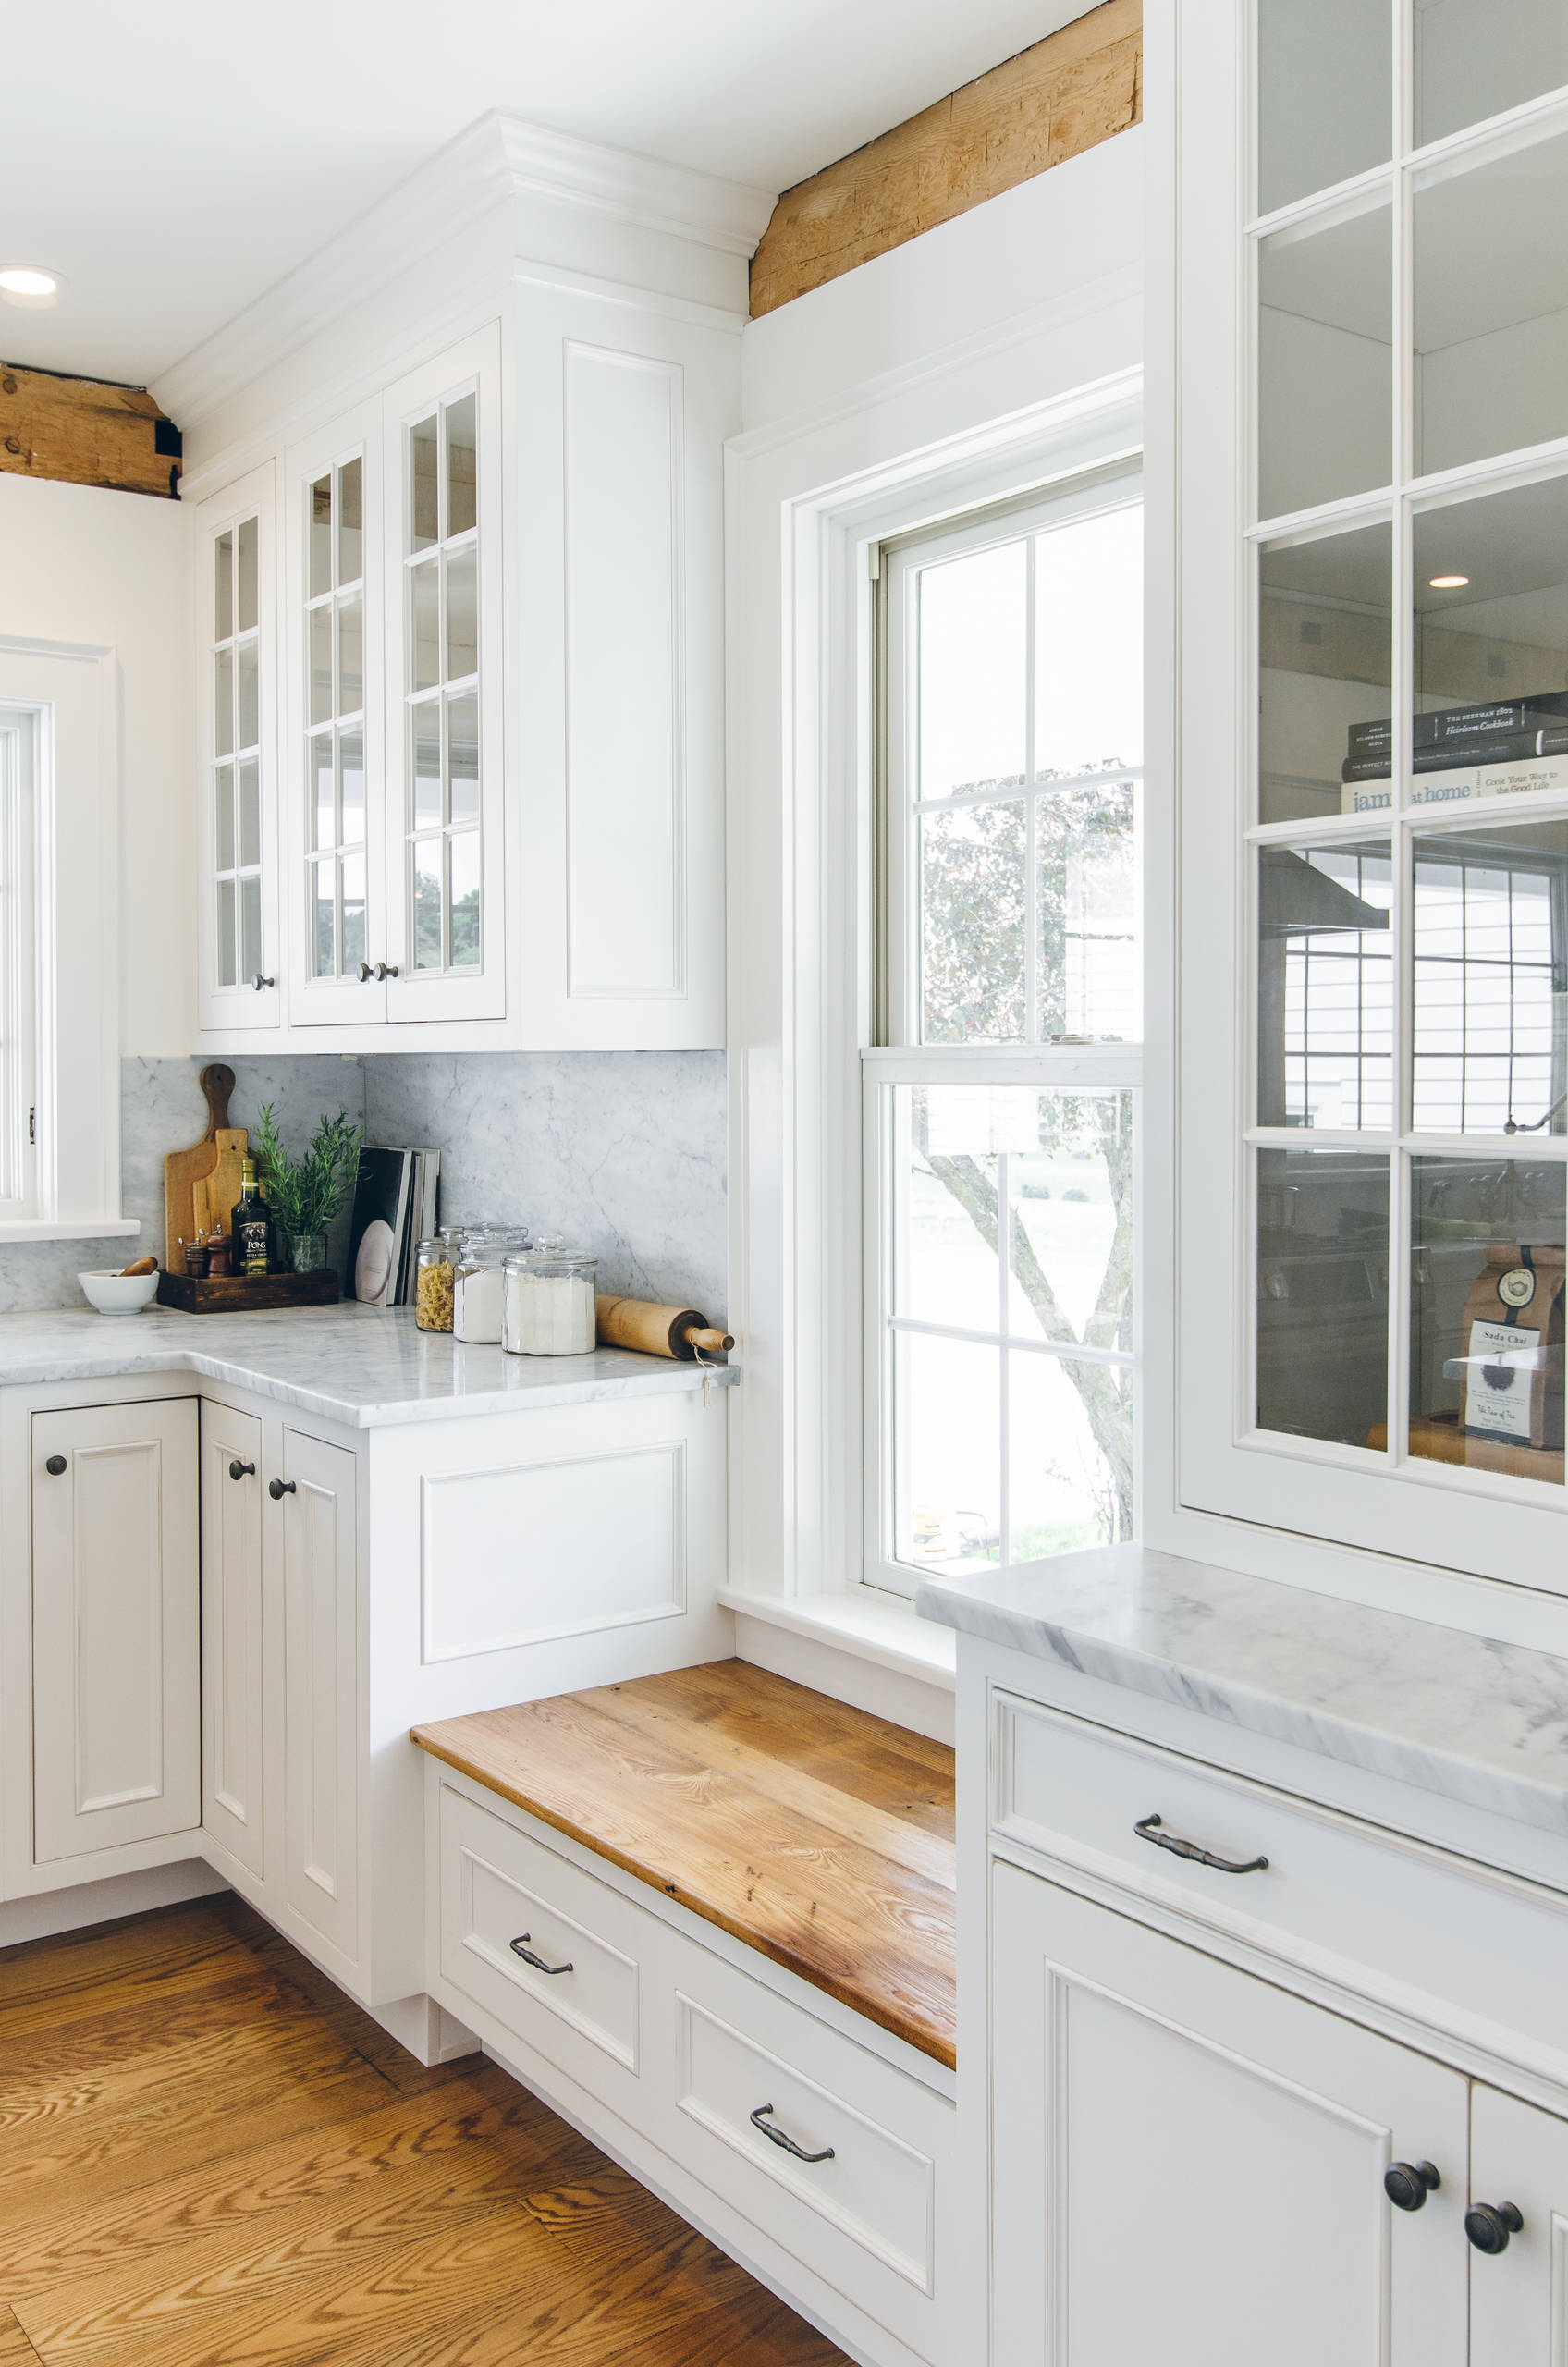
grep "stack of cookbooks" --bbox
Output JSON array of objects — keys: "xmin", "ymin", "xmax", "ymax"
[
  {"xmin": 345, "ymin": 1146, "xmax": 442, "ymax": 1306},
  {"xmin": 1341, "ymin": 694, "xmax": 1568, "ymax": 814}
]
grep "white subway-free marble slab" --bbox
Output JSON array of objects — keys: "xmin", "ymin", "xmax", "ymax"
[
  {"xmin": 918, "ymin": 1543, "xmax": 1568, "ymax": 1838},
  {"xmin": 0, "ymin": 1304, "xmax": 736, "ymax": 1430}
]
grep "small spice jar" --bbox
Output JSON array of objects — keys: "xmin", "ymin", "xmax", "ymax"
[
  {"xmin": 452, "ymin": 1233, "xmax": 508, "ymax": 1344},
  {"xmin": 414, "ymin": 1238, "xmax": 457, "ymax": 1332},
  {"xmin": 502, "ymin": 1247, "xmax": 598, "ymax": 1355},
  {"xmin": 182, "ymin": 1237, "xmax": 210, "ymax": 1280}
]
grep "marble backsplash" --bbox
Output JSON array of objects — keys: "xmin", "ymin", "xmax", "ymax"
[{"xmin": 0, "ymin": 1051, "xmax": 727, "ymax": 1321}]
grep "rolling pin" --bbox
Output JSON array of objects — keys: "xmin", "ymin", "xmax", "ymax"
[{"xmin": 595, "ymin": 1295, "xmax": 734, "ymax": 1361}]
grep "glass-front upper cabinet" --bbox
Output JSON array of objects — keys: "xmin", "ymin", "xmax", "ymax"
[
  {"xmin": 1172, "ymin": 3, "xmax": 1568, "ymax": 1586},
  {"xmin": 196, "ymin": 462, "xmax": 278, "ymax": 1029},
  {"xmin": 381, "ymin": 324, "xmax": 504, "ymax": 1023}
]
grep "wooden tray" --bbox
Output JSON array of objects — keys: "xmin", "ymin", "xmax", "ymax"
[{"xmin": 155, "ymin": 1269, "xmax": 340, "ymax": 1315}]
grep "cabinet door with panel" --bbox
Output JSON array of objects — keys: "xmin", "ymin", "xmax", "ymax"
[
  {"xmin": 280, "ymin": 1427, "xmax": 359, "ymax": 1961},
  {"xmin": 200, "ymin": 1401, "xmax": 266, "ymax": 1877},
  {"xmin": 31, "ymin": 1401, "xmax": 201, "ymax": 1864},
  {"xmin": 990, "ymin": 1862, "xmax": 1468, "ymax": 2367},
  {"xmin": 1468, "ymin": 2085, "xmax": 1568, "ymax": 2366},
  {"xmin": 195, "ymin": 460, "xmax": 280, "ymax": 1030}
]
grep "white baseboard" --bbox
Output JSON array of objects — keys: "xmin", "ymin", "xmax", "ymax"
[{"xmin": 0, "ymin": 1858, "xmax": 229, "ymax": 1948}]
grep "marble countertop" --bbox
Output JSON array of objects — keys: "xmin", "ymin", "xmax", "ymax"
[
  {"xmin": 0, "ymin": 1304, "xmax": 738, "ymax": 1430},
  {"xmin": 918, "ymin": 1544, "xmax": 1568, "ymax": 1838}
]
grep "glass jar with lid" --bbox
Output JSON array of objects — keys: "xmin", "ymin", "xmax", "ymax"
[
  {"xmin": 452, "ymin": 1233, "xmax": 508, "ymax": 1344},
  {"xmin": 502, "ymin": 1246, "xmax": 599, "ymax": 1355},
  {"xmin": 414, "ymin": 1237, "xmax": 457, "ymax": 1332}
]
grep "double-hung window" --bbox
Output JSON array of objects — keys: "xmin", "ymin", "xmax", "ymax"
[
  {"xmin": 865, "ymin": 471, "xmax": 1145, "ymax": 1595},
  {"xmin": 0, "ymin": 704, "xmax": 36, "ymax": 1218}
]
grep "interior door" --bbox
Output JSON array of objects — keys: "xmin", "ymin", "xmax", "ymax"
[
  {"xmin": 1468, "ymin": 2085, "xmax": 1568, "ymax": 2366},
  {"xmin": 281, "ymin": 1426, "xmax": 359, "ymax": 1961},
  {"xmin": 200, "ymin": 1401, "xmax": 265, "ymax": 1877},
  {"xmin": 31, "ymin": 1400, "xmax": 201, "ymax": 1862},
  {"xmin": 990, "ymin": 1861, "xmax": 1468, "ymax": 2367}
]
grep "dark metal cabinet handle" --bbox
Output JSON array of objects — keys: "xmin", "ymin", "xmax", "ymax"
[
  {"xmin": 1385, "ymin": 2162, "xmax": 1441, "ymax": 2212},
  {"xmin": 43, "ymin": 1454, "xmax": 67, "ymax": 1477},
  {"xmin": 1134, "ymin": 1813, "xmax": 1268, "ymax": 1875},
  {"xmin": 358, "ymin": 962, "xmax": 375, "ymax": 982},
  {"xmin": 228, "ymin": 1458, "xmax": 256, "ymax": 1481},
  {"xmin": 375, "ymin": 962, "xmax": 400, "ymax": 980},
  {"xmin": 268, "ymin": 1478, "xmax": 296, "ymax": 1500},
  {"xmin": 251, "ymin": 973, "xmax": 275, "ymax": 991},
  {"xmin": 508, "ymin": 1932, "xmax": 572, "ymax": 1976},
  {"xmin": 749, "ymin": 2104, "xmax": 835, "ymax": 2164},
  {"xmin": 1465, "ymin": 2201, "xmax": 1524, "ymax": 2255}
]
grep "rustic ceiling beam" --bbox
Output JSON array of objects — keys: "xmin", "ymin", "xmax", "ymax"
[
  {"xmin": 749, "ymin": 0, "xmax": 1143, "ymax": 319},
  {"xmin": 0, "ymin": 362, "xmax": 182, "ymax": 498}
]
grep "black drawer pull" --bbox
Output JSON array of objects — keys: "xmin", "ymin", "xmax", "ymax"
[
  {"xmin": 508, "ymin": 1933, "xmax": 572, "ymax": 1977},
  {"xmin": 1465, "ymin": 2201, "xmax": 1524, "ymax": 2255},
  {"xmin": 749, "ymin": 2103, "xmax": 835, "ymax": 2164},
  {"xmin": 1385, "ymin": 2162, "xmax": 1441, "ymax": 2212},
  {"xmin": 228, "ymin": 1458, "xmax": 255, "ymax": 1480},
  {"xmin": 43, "ymin": 1454, "xmax": 67, "ymax": 1477},
  {"xmin": 1134, "ymin": 1812, "xmax": 1268, "ymax": 1875},
  {"xmin": 268, "ymin": 1478, "xmax": 296, "ymax": 1500}
]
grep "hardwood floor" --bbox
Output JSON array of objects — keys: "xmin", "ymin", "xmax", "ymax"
[{"xmin": 0, "ymin": 1894, "xmax": 850, "ymax": 2366}]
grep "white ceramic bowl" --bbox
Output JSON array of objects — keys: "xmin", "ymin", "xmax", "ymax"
[{"xmin": 79, "ymin": 1269, "xmax": 160, "ymax": 1316}]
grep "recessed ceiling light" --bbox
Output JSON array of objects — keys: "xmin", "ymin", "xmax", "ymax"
[
  {"xmin": 1428, "ymin": 573, "xmax": 1469, "ymax": 590},
  {"xmin": 0, "ymin": 266, "xmax": 63, "ymax": 309}
]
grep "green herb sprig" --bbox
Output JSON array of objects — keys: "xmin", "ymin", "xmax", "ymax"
[{"xmin": 254, "ymin": 1106, "xmax": 363, "ymax": 1238}]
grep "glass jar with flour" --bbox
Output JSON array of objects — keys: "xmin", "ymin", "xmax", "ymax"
[
  {"xmin": 451, "ymin": 1233, "xmax": 509, "ymax": 1344},
  {"xmin": 502, "ymin": 1247, "xmax": 598, "ymax": 1355}
]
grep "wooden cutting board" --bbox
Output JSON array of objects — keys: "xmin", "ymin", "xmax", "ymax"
[{"xmin": 164, "ymin": 1065, "xmax": 247, "ymax": 1267}]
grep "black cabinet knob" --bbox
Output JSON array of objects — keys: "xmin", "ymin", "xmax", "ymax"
[
  {"xmin": 1464, "ymin": 2201, "xmax": 1524, "ymax": 2254},
  {"xmin": 268, "ymin": 1478, "xmax": 297, "ymax": 1500},
  {"xmin": 228, "ymin": 1458, "xmax": 255, "ymax": 1481},
  {"xmin": 43, "ymin": 1454, "xmax": 67, "ymax": 1477},
  {"xmin": 1385, "ymin": 2162, "xmax": 1440, "ymax": 2212}
]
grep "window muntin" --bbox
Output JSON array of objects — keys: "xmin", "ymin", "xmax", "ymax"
[
  {"xmin": 212, "ymin": 514, "xmax": 263, "ymax": 989},
  {"xmin": 303, "ymin": 459, "xmax": 367, "ymax": 981},
  {"xmin": 402, "ymin": 387, "xmax": 481, "ymax": 975}
]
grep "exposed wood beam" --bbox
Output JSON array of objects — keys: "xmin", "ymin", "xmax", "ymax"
[
  {"xmin": 0, "ymin": 362, "xmax": 181, "ymax": 498},
  {"xmin": 750, "ymin": 0, "xmax": 1142, "ymax": 318}
]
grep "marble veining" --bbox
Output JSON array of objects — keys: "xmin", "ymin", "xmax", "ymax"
[
  {"xmin": 918, "ymin": 1543, "xmax": 1568, "ymax": 1837},
  {"xmin": 0, "ymin": 1304, "xmax": 736, "ymax": 1429}
]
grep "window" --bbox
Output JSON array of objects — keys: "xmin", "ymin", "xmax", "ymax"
[
  {"xmin": 866, "ymin": 474, "xmax": 1144, "ymax": 1595},
  {"xmin": 0, "ymin": 705, "xmax": 36, "ymax": 1217},
  {"xmin": 402, "ymin": 387, "xmax": 481, "ymax": 975}
]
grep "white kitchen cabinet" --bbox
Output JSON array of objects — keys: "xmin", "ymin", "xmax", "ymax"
[
  {"xmin": 193, "ymin": 460, "xmax": 281, "ymax": 1030},
  {"xmin": 200, "ymin": 1400, "xmax": 266, "ymax": 1877},
  {"xmin": 1468, "ymin": 2086, "xmax": 1568, "ymax": 2367},
  {"xmin": 990, "ymin": 1860, "xmax": 1469, "ymax": 2367},
  {"xmin": 279, "ymin": 1425, "xmax": 359, "ymax": 1962},
  {"xmin": 31, "ymin": 1400, "xmax": 201, "ymax": 1863}
]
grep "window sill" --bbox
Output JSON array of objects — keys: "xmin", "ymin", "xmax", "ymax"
[
  {"xmin": 0, "ymin": 1219, "xmax": 141, "ymax": 1244},
  {"xmin": 717, "ymin": 1583, "xmax": 957, "ymax": 1692}
]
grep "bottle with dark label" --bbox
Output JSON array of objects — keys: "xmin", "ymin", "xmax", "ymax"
[{"xmin": 229, "ymin": 1156, "xmax": 273, "ymax": 1280}]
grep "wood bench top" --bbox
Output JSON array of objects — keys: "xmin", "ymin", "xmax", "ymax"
[{"xmin": 412, "ymin": 1659, "xmax": 957, "ymax": 2069}]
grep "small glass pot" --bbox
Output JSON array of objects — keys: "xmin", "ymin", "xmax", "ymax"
[
  {"xmin": 286, "ymin": 1231, "xmax": 327, "ymax": 1274},
  {"xmin": 452, "ymin": 1233, "xmax": 508, "ymax": 1345},
  {"xmin": 414, "ymin": 1237, "xmax": 457, "ymax": 1332},
  {"xmin": 502, "ymin": 1248, "xmax": 599, "ymax": 1355}
]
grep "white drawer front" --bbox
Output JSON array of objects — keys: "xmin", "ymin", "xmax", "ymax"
[
  {"xmin": 995, "ymin": 1691, "xmax": 1568, "ymax": 2077},
  {"xmin": 439, "ymin": 1787, "xmax": 641, "ymax": 2074}
]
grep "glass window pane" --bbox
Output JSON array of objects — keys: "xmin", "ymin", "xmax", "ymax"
[
  {"xmin": 1033, "ymin": 500, "xmax": 1142, "ymax": 779},
  {"xmin": 237, "ymin": 516, "xmax": 258, "ymax": 634},
  {"xmin": 214, "ymin": 531, "xmax": 233, "ymax": 642},
  {"xmin": 1256, "ymin": 1147, "xmax": 1390, "ymax": 1446},
  {"xmin": 449, "ymin": 830, "xmax": 481, "ymax": 968},
  {"xmin": 1260, "ymin": 524, "xmax": 1392, "ymax": 827},
  {"xmin": 1415, "ymin": 129, "xmax": 1568, "ymax": 477},
  {"xmin": 1412, "ymin": 819, "xmax": 1568, "ymax": 1136},
  {"xmin": 447, "ymin": 689, "xmax": 479, "ymax": 820},
  {"xmin": 1414, "ymin": 480, "xmax": 1568, "ymax": 803},
  {"xmin": 1410, "ymin": 1154, "xmax": 1564, "ymax": 1484},
  {"xmin": 894, "ymin": 1085, "xmax": 1004, "ymax": 1331},
  {"xmin": 413, "ymin": 842, "xmax": 444, "ymax": 969},
  {"xmin": 1258, "ymin": 838, "xmax": 1393, "ymax": 1129},
  {"xmin": 216, "ymin": 878, "xmax": 237, "ymax": 988},
  {"xmin": 336, "ymin": 593, "xmax": 362, "ymax": 715},
  {"xmin": 411, "ymin": 705, "xmax": 442, "ymax": 826},
  {"xmin": 1037, "ymin": 781, "xmax": 1139, "ymax": 1042},
  {"xmin": 1008, "ymin": 1091, "xmax": 1134, "ymax": 1353},
  {"xmin": 410, "ymin": 414, "xmax": 439, "ymax": 552},
  {"xmin": 410, "ymin": 560, "xmax": 440, "ymax": 693},
  {"xmin": 917, "ymin": 541, "xmax": 1026, "ymax": 800},
  {"xmin": 236, "ymin": 639, "xmax": 258, "ymax": 752},
  {"xmin": 445, "ymin": 545, "xmax": 477, "ymax": 681},
  {"xmin": 310, "ymin": 732, "xmax": 335, "ymax": 852},
  {"xmin": 239, "ymin": 758, "xmax": 260, "ymax": 869},
  {"xmin": 214, "ymin": 647, "xmax": 234, "ymax": 758},
  {"xmin": 214, "ymin": 762, "xmax": 235, "ymax": 873},
  {"xmin": 892, "ymin": 1331, "xmax": 1000, "ymax": 1575},
  {"xmin": 1259, "ymin": 195, "xmax": 1392, "ymax": 521},
  {"xmin": 446, "ymin": 392, "xmax": 477, "ymax": 538},
  {"xmin": 1010, "ymin": 1351, "xmax": 1133, "ymax": 1560},
  {"xmin": 1416, "ymin": 0, "xmax": 1568, "ymax": 149},
  {"xmin": 311, "ymin": 858, "xmax": 336, "ymax": 977},
  {"xmin": 337, "ymin": 456, "xmax": 362, "ymax": 586},
  {"xmin": 309, "ymin": 604, "xmax": 333, "ymax": 727},
  {"xmin": 921, "ymin": 801, "xmax": 1026, "ymax": 1043},
  {"xmin": 239, "ymin": 876, "xmax": 262, "ymax": 982},
  {"xmin": 1256, "ymin": 0, "xmax": 1390, "ymax": 215},
  {"xmin": 309, "ymin": 475, "xmax": 333, "ymax": 600},
  {"xmin": 341, "ymin": 851, "xmax": 366, "ymax": 975},
  {"xmin": 339, "ymin": 730, "xmax": 364, "ymax": 848}
]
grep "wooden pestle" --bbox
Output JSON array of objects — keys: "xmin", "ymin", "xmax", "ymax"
[{"xmin": 595, "ymin": 1294, "xmax": 735, "ymax": 1361}]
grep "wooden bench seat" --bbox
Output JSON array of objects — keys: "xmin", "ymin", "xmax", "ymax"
[{"xmin": 412, "ymin": 1658, "xmax": 957, "ymax": 2067}]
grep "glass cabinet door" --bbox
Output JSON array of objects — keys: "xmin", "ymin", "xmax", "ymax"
[{"xmin": 198, "ymin": 462, "xmax": 277, "ymax": 1029}]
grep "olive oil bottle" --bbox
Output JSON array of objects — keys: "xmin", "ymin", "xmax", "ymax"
[{"xmin": 229, "ymin": 1157, "xmax": 273, "ymax": 1279}]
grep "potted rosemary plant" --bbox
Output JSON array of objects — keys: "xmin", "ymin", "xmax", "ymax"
[{"xmin": 254, "ymin": 1106, "xmax": 363, "ymax": 1274}]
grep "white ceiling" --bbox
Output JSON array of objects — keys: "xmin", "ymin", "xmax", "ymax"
[{"xmin": 2, "ymin": 0, "xmax": 1083, "ymax": 395}]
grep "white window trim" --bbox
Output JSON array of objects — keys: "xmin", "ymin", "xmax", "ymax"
[{"xmin": 0, "ymin": 705, "xmax": 38, "ymax": 1219}]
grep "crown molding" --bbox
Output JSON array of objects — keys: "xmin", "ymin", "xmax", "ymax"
[{"xmin": 154, "ymin": 111, "xmax": 774, "ymax": 434}]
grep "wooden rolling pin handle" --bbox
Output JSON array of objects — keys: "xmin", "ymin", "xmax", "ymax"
[
  {"xmin": 118, "ymin": 1256, "xmax": 158, "ymax": 1278},
  {"xmin": 683, "ymin": 1326, "xmax": 734, "ymax": 1354}
]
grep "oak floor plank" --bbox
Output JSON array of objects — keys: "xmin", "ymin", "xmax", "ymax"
[{"xmin": 0, "ymin": 2306, "xmax": 43, "ymax": 2364}]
